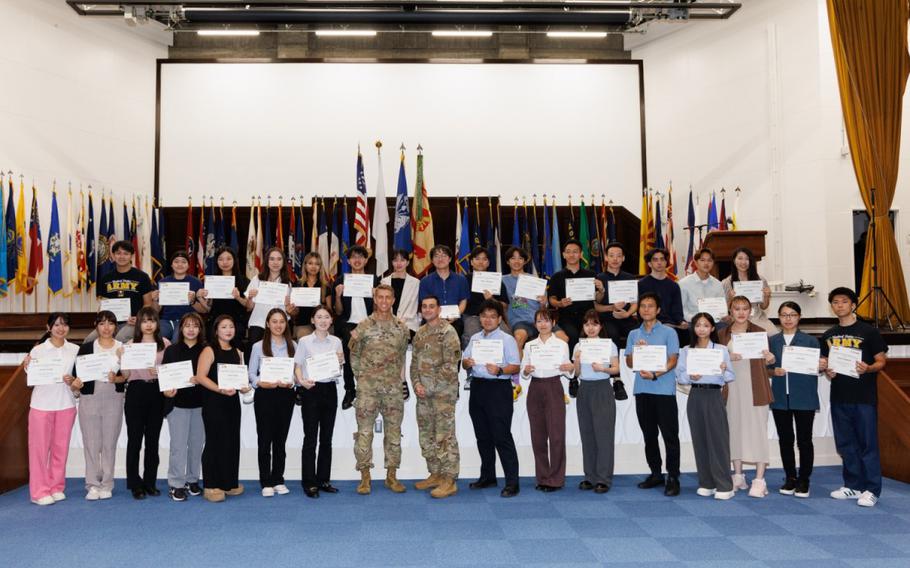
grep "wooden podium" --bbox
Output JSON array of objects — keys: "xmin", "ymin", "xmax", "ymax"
[{"xmin": 701, "ymin": 230, "xmax": 767, "ymax": 280}]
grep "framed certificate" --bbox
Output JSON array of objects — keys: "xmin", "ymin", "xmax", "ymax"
[
  {"xmin": 471, "ymin": 339, "xmax": 504, "ymax": 366},
  {"xmin": 514, "ymin": 274, "xmax": 547, "ymax": 299},
  {"xmin": 254, "ymin": 281, "xmax": 289, "ymax": 306},
  {"xmin": 26, "ymin": 359, "xmax": 66, "ymax": 386},
  {"xmin": 828, "ymin": 346, "xmax": 862, "ymax": 379},
  {"xmin": 343, "ymin": 274, "xmax": 374, "ymax": 298},
  {"xmin": 100, "ymin": 298, "xmax": 131, "ymax": 322},
  {"xmin": 76, "ymin": 353, "xmax": 116, "ymax": 383},
  {"xmin": 731, "ymin": 332, "xmax": 769, "ymax": 360},
  {"xmin": 471, "ymin": 271, "xmax": 502, "ymax": 295},
  {"xmin": 157, "ymin": 360, "xmax": 195, "ymax": 392},
  {"xmin": 290, "ymin": 287, "xmax": 321, "ymax": 307},
  {"xmin": 306, "ymin": 350, "xmax": 342, "ymax": 382},
  {"xmin": 529, "ymin": 343, "xmax": 564, "ymax": 371},
  {"xmin": 607, "ymin": 280, "xmax": 638, "ymax": 304},
  {"xmin": 440, "ymin": 305, "xmax": 461, "ymax": 320},
  {"xmin": 216, "ymin": 364, "xmax": 250, "ymax": 390},
  {"xmin": 565, "ymin": 278, "xmax": 596, "ymax": 302},
  {"xmin": 578, "ymin": 338, "xmax": 615, "ymax": 365},
  {"xmin": 697, "ymin": 297, "xmax": 728, "ymax": 320},
  {"xmin": 158, "ymin": 282, "xmax": 190, "ymax": 306},
  {"xmin": 686, "ymin": 348, "xmax": 724, "ymax": 376},
  {"xmin": 781, "ymin": 346, "xmax": 821, "ymax": 376},
  {"xmin": 204, "ymin": 275, "xmax": 235, "ymax": 299},
  {"xmin": 733, "ymin": 280, "xmax": 764, "ymax": 303},
  {"xmin": 120, "ymin": 342, "xmax": 157, "ymax": 371},
  {"xmin": 259, "ymin": 357, "xmax": 295, "ymax": 384},
  {"xmin": 632, "ymin": 345, "xmax": 667, "ymax": 372}
]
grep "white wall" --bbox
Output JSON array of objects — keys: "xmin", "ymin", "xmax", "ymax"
[
  {"xmin": 634, "ymin": 0, "xmax": 910, "ymax": 318},
  {"xmin": 0, "ymin": 0, "xmax": 168, "ymax": 313}
]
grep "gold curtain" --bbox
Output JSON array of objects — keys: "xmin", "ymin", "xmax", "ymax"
[{"xmin": 827, "ymin": 0, "xmax": 910, "ymax": 325}]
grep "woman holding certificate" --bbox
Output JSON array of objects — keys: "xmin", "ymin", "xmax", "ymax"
[
  {"xmin": 199, "ymin": 247, "xmax": 251, "ymax": 347},
  {"xmin": 74, "ymin": 311, "xmax": 126, "ymax": 501},
  {"xmin": 248, "ymin": 308, "xmax": 299, "ymax": 497},
  {"xmin": 520, "ymin": 309, "xmax": 574, "ymax": 492},
  {"xmin": 768, "ymin": 301, "xmax": 820, "ymax": 498},
  {"xmin": 721, "ymin": 247, "xmax": 777, "ymax": 335},
  {"xmin": 122, "ymin": 307, "xmax": 170, "ymax": 500},
  {"xmin": 156, "ymin": 250, "xmax": 205, "ymax": 342},
  {"xmin": 675, "ymin": 312, "xmax": 735, "ymax": 500},
  {"xmin": 719, "ymin": 296, "xmax": 775, "ymax": 498},
  {"xmin": 292, "ymin": 252, "xmax": 332, "ymax": 339},
  {"xmin": 246, "ymin": 248, "xmax": 296, "ymax": 357},
  {"xmin": 25, "ymin": 313, "xmax": 81, "ymax": 505},
  {"xmin": 194, "ymin": 315, "xmax": 250, "ymax": 502},
  {"xmin": 294, "ymin": 306, "xmax": 345, "ymax": 498},
  {"xmin": 381, "ymin": 249, "xmax": 421, "ymax": 335}
]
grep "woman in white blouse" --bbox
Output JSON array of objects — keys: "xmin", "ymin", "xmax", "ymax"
[{"xmin": 381, "ymin": 249, "xmax": 421, "ymax": 334}]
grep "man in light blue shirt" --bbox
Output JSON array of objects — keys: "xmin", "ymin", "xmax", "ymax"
[
  {"xmin": 625, "ymin": 292, "xmax": 681, "ymax": 496},
  {"xmin": 679, "ymin": 247, "xmax": 727, "ymax": 323}
]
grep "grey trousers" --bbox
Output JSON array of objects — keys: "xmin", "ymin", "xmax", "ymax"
[
  {"xmin": 687, "ymin": 387, "xmax": 733, "ymax": 492},
  {"xmin": 167, "ymin": 407, "xmax": 205, "ymax": 489},
  {"xmin": 576, "ymin": 379, "xmax": 616, "ymax": 486},
  {"xmin": 78, "ymin": 382, "xmax": 124, "ymax": 492},
  {"xmin": 84, "ymin": 323, "xmax": 136, "ymax": 344}
]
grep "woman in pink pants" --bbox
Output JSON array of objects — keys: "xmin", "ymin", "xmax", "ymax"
[{"xmin": 25, "ymin": 313, "xmax": 81, "ymax": 505}]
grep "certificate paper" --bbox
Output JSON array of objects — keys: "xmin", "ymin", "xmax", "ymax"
[
  {"xmin": 514, "ymin": 275, "xmax": 547, "ymax": 300},
  {"xmin": 471, "ymin": 272, "xmax": 502, "ymax": 295},
  {"xmin": 607, "ymin": 280, "xmax": 638, "ymax": 305},
  {"xmin": 157, "ymin": 360, "xmax": 195, "ymax": 392},
  {"xmin": 254, "ymin": 281, "xmax": 289, "ymax": 306},
  {"xmin": 120, "ymin": 342, "xmax": 157, "ymax": 371},
  {"xmin": 632, "ymin": 345, "xmax": 667, "ymax": 372},
  {"xmin": 697, "ymin": 297, "xmax": 728, "ymax": 320},
  {"xmin": 158, "ymin": 282, "xmax": 190, "ymax": 306},
  {"xmin": 26, "ymin": 359, "xmax": 66, "ymax": 386},
  {"xmin": 529, "ymin": 343, "xmax": 565, "ymax": 371},
  {"xmin": 440, "ymin": 305, "xmax": 461, "ymax": 320},
  {"xmin": 290, "ymin": 287, "xmax": 321, "ymax": 307},
  {"xmin": 733, "ymin": 280, "xmax": 764, "ymax": 303},
  {"xmin": 565, "ymin": 278, "xmax": 596, "ymax": 302},
  {"xmin": 204, "ymin": 276, "xmax": 236, "ymax": 299},
  {"xmin": 76, "ymin": 353, "xmax": 116, "ymax": 383},
  {"xmin": 731, "ymin": 332, "xmax": 769, "ymax": 360},
  {"xmin": 578, "ymin": 338, "xmax": 615, "ymax": 365},
  {"xmin": 828, "ymin": 346, "xmax": 862, "ymax": 379},
  {"xmin": 471, "ymin": 339, "xmax": 504, "ymax": 366},
  {"xmin": 686, "ymin": 348, "xmax": 724, "ymax": 376},
  {"xmin": 343, "ymin": 274, "xmax": 374, "ymax": 298},
  {"xmin": 100, "ymin": 298, "xmax": 131, "ymax": 322},
  {"xmin": 216, "ymin": 364, "xmax": 250, "ymax": 390},
  {"xmin": 259, "ymin": 357, "xmax": 295, "ymax": 384},
  {"xmin": 781, "ymin": 346, "xmax": 821, "ymax": 376},
  {"xmin": 306, "ymin": 351, "xmax": 342, "ymax": 382}
]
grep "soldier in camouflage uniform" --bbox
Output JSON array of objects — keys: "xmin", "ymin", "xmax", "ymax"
[
  {"xmin": 410, "ymin": 295, "xmax": 463, "ymax": 498},
  {"xmin": 349, "ymin": 284, "xmax": 411, "ymax": 495}
]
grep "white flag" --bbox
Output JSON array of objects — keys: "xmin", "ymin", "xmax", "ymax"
[
  {"xmin": 372, "ymin": 149, "xmax": 389, "ymax": 276},
  {"xmin": 246, "ymin": 200, "xmax": 258, "ymax": 279}
]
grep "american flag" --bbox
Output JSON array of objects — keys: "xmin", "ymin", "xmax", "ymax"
[{"xmin": 354, "ymin": 150, "xmax": 370, "ymax": 248}]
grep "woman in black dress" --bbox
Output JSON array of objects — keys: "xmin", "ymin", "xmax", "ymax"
[{"xmin": 198, "ymin": 246, "xmax": 251, "ymax": 349}]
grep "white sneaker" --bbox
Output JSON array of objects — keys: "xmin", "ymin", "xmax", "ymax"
[
  {"xmin": 696, "ymin": 487, "xmax": 716, "ymax": 497},
  {"xmin": 732, "ymin": 473, "xmax": 748, "ymax": 491},
  {"xmin": 714, "ymin": 490, "xmax": 735, "ymax": 500},
  {"xmin": 273, "ymin": 484, "xmax": 290, "ymax": 495},
  {"xmin": 830, "ymin": 487, "xmax": 861, "ymax": 500},
  {"xmin": 85, "ymin": 487, "xmax": 101, "ymax": 501},
  {"xmin": 98, "ymin": 490, "xmax": 112, "ymax": 500},
  {"xmin": 748, "ymin": 478, "xmax": 768, "ymax": 498},
  {"xmin": 857, "ymin": 491, "xmax": 878, "ymax": 507},
  {"xmin": 32, "ymin": 496, "xmax": 55, "ymax": 506},
  {"xmin": 262, "ymin": 487, "xmax": 275, "ymax": 497},
  {"xmin": 51, "ymin": 492, "xmax": 66, "ymax": 502}
]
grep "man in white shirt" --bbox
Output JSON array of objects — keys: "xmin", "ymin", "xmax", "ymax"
[{"xmin": 679, "ymin": 247, "xmax": 727, "ymax": 324}]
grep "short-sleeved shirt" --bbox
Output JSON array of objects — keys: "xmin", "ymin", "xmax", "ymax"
[
  {"xmin": 675, "ymin": 343, "xmax": 734, "ymax": 386},
  {"xmin": 595, "ymin": 269, "xmax": 638, "ymax": 320},
  {"xmin": 503, "ymin": 274, "xmax": 542, "ymax": 327},
  {"xmin": 572, "ymin": 340, "xmax": 619, "ymax": 381},
  {"xmin": 626, "ymin": 321, "xmax": 680, "ymax": 396},
  {"xmin": 465, "ymin": 273, "xmax": 508, "ymax": 316},
  {"xmin": 678, "ymin": 273, "xmax": 725, "ymax": 322},
  {"xmin": 463, "ymin": 328, "xmax": 520, "ymax": 379},
  {"xmin": 97, "ymin": 267, "xmax": 154, "ymax": 316},
  {"xmin": 28, "ymin": 339, "xmax": 79, "ymax": 411},
  {"xmin": 159, "ymin": 275, "xmax": 203, "ymax": 321},
  {"xmin": 820, "ymin": 319, "xmax": 888, "ymax": 405},
  {"xmin": 418, "ymin": 270, "xmax": 469, "ymax": 307},
  {"xmin": 548, "ymin": 267, "xmax": 597, "ymax": 324},
  {"xmin": 295, "ymin": 333, "xmax": 344, "ymax": 382}
]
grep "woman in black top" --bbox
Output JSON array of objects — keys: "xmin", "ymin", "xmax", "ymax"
[
  {"xmin": 292, "ymin": 252, "xmax": 332, "ymax": 338},
  {"xmin": 198, "ymin": 246, "xmax": 251, "ymax": 349},
  {"xmin": 194, "ymin": 314, "xmax": 250, "ymax": 502}
]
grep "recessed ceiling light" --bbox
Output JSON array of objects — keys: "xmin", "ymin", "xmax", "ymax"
[
  {"xmin": 546, "ymin": 31, "xmax": 608, "ymax": 39},
  {"xmin": 431, "ymin": 31, "xmax": 494, "ymax": 38},
  {"xmin": 196, "ymin": 29, "xmax": 260, "ymax": 37},
  {"xmin": 314, "ymin": 30, "xmax": 378, "ymax": 37}
]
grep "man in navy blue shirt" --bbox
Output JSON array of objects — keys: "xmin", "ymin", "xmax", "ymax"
[
  {"xmin": 638, "ymin": 248, "xmax": 687, "ymax": 343},
  {"xmin": 418, "ymin": 245, "xmax": 469, "ymax": 338}
]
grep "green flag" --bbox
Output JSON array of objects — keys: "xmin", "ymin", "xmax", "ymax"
[{"xmin": 579, "ymin": 199, "xmax": 590, "ymax": 268}]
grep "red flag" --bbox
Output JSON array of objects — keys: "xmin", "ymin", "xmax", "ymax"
[
  {"xmin": 719, "ymin": 194, "xmax": 728, "ymax": 230},
  {"xmin": 131, "ymin": 199, "xmax": 140, "ymax": 268},
  {"xmin": 185, "ymin": 201, "xmax": 196, "ymax": 277},
  {"xmin": 197, "ymin": 202, "xmax": 205, "ymax": 276},
  {"xmin": 26, "ymin": 185, "xmax": 44, "ymax": 294}
]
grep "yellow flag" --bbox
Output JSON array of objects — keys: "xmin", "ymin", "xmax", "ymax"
[
  {"xmin": 15, "ymin": 180, "xmax": 27, "ymax": 293},
  {"xmin": 638, "ymin": 188, "xmax": 649, "ymax": 275}
]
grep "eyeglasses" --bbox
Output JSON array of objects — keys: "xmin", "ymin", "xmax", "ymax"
[{"xmin": 779, "ymin": 313, "xmax": 800, "ymax": 319}]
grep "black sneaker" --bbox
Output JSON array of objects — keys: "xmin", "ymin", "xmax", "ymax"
[
  {"xmin": 779, "ymin": 477, "xmax": 797, "ymax": 496},
  {"xmin": 341, "ymin": 390, "xmax": 356, "ymax": 410},
  {"xmin": 794, "ymin": 479, "xmax": 810, "ymax": 498},
  {"xmin": 637, "ymin": 473, "xmax": 665, "ymax": 489},
  {"xmin": 578, "ymin": 480, "xmax": 594, "ymax": 491},
  {"xmin": 131, "ymin": 488, "xmax": 146, "ymax": 500},
  {"xmin": 169, "ymin": 487, "xmax": 188, "ymax": 502},
  {"xmin": 186, "ymin": 483, "xmax": 203, "ymax": 497}
]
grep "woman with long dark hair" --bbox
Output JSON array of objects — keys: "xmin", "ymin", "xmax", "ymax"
[
  {"xmin": 197, "ymin": 246, "xmax": 251, "ymax": 347},
  {"xmin": 246, "ymin": 247, "xmax": 296, "ymax": 352},
  {"xmin": 722, "ymin": 247, "xmax": 777, "ymax": 335},
  {"xmin": 292, "ymin": 252, "xmax": 332, "ymax": 339}
]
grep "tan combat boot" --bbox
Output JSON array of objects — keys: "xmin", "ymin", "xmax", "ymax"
[
  {"xmin": 204, "ymin": 488, "xmax": 225, "ymax": 502},
  {"xmin": 431, "ymin": 477, "xmax": 458, "ymax": 499},
  {"xmin": 357, "ymin": 470, "xmax": 371, "ymax": 495},
  {"xmin": 225, "ymin": 483, "xmax": 244, "ymax": 496},
  {"xmin": 384, "ymin": 469, "xmax": 406, "ymax": 493},
  {"xmin": 414, "ymin": 473, "xmax": 442, "ymax": 491}
]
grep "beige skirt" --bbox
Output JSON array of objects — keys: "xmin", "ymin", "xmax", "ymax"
[{"xmin": 726, "ymin": 355, "xmax": 770, "ymax": 465}]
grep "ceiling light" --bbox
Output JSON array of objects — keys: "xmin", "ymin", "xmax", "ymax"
[
  {"xmin": 314, "ymin": 30, "xmax": 378, "ymax": 37},
  {"xmin": 546, "ymin": 31, "xmax": 608, "ymax": 39},
  {"xmin": 197, "ymin": 29, "xmax": 260, "ymax": 37},
  {"xmin": 431, "ymin": 31, "xmax": 494, "ymax": 38}
]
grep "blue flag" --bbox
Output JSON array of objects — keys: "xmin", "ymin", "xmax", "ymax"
[
  {"xmin": 214, "ymin": 204, "xmax": 225, "ymax": 250},
  {"xmin": 262, "ymin": 202, "xmax": 272, "ymax": 252},
  {"xmin": 457, "ymin": 200, "xmax": 471, "ymax": 275},
  {"xmin": 654, "ymin": 197, "xmax": 663, "ymax": 248},
  {"xmin": 97, "ymin": 195, "xmax": 108, "ymax": 279},
  {"xmin": 589, "ymin": 204, "xmax": 601, "ymax": 273},
  {"xmin": 542, "ymin": 199, "xmax": 552, "ymax": 278},
  {"xmin": 340, "ymin": 200, "xmax": 351, "ymax": 274},
  {"xmin": 707, "ymin": 192, "xmax": 718, "ymax": 231},
  {"xmin": 550, "ymin": 203, "xmax": 561, "ymax": 273},
  {"xmin": 512, "ymin": 204, "xmax": 521, "ymax": 247},
  {"xmin": 151, "ymin": 208, "xmax": 164, "ymax": 282},
  {"xmin": 86, "ymin": 195, "xmax": 96, "ymax": 290},
  {"xmin": 393, "ymin": 154, "xmax": 412, "ymax": 253},
  {"xmin": 529, "ymin": 202, "xmax": 539, "ymax": 275},
  {"xmin": 204, "ymin": 204, "xmax": 216, "ymax": 275},
  {"xmin": 122, "ymin": 201, "xmax": 131, "ymax": 243},
  {"xmin": 685, "ymin": 189, "xmax": 695, "ymax": 273},
  {"xmin": 48, "ymin": 191, "xmax": 63, "ymax": 294},
  {"xmin": 5, "ymin": 179, "xmax": 16, "ymax": 287},
  {"xmin": 0, "ymin": 178, "xmax": 7, "ymax": 296}
]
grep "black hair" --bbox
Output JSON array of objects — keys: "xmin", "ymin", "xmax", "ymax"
[
  {"xmin": 211, "ymin": 314, "xmax": 240, "ymax": 349},
  {"xmin": 95, "ymin": 310, "xmax": 118, "ymax": 326},
  {"xmin": 505, "ymin": 246, "xmax": 530, "ymax": 262},
  {"xmin": 644, "ymin": 247, "xmax": 669, "ymax": 263},
  {"xmin": 390, "ymin": 248, "xmax": 410, "ymax": 262},
  {"xmin": 37, "ymin": 312, "xmax": 71, "ymax": 344},
  {"xmin": 605, "ymin": 241, "xmax": 625, "ymax": 256},
  {"xmin": 176, "ymin": 312, "xmax": 207, "ymax": 347},
  {"xmin": 638, "ymin": 291, "xmax": 662, "ymax": 310},
  {"xmin": 533, "ymin": 307, "xmax": 559, "ymax": 325},
  {"xmin": 258, "ymin": 246, "xmax": 292, "ymax": 283},
  {"xmin": 133, "ymin": 306, "xmax": 166, "ymax": 351},
  {"xmin": 695, "ymin": 247, "xmax": 715, "ymax": 261},
  {"xmin": 581, "ymin": 309, "xmax": 607, "ymax": 338},
  {"xmin": 111, "ymin": 240, "xmax": 134, "ymax": 254},
  {"xmin": 828, "ymin": 286, "xmax": 859, "ymax": 305},
  {"xmin": 430, "ymin": 244, "xmax": 454, "ymax": 260},
  {"xmin": 170, "ymin": 249, "xmax": 190, "ymax": 264},
  {"xmin": 730, "ymin": 247, "xmax": 760, "ymax": 282},
  {"xmin": 215, "ymin": 246, "xmax": 241, "ymax": 277},
  {"xmin": 778, "ymin": 301, "xmax": 802, "ymax": 316},
  {"xmin": 262, "ymin": 308, "xmax": 295, "ymax": 358},
  {"xmin": 562, "ymin": 239, "xmax": 583, "ymax": 252},
  {"xmin": 478, "ymin": 299, "xmax": 504, "ymax": 319},
  {"xmin": 688, "ymin": 312, "xmax": 720, "ymax": 347},
  {"xmin": 420, "ymin": 294, "xmax": 440, "ymax": 307},
  {"xmin": 347, "ymin": 245, "xmax": 369, "ymax": 259},
  {"xmin": 469, "ymin": 246, "xmax": 489, "ymax": 260}
]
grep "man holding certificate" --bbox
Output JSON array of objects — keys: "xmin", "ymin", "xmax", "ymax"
[
  {"xmin": 90, "ymin": 240, "xmax": 156, "ymax": 343},
  {"xmin": 418, "ymin": 245, "xmax": 469, "ymax": 338},
  {"xmin": 410, "ymin": 296, "xmax": 464, "ymax": 499},
  {"xmin": 679, "ymin": 248, "xmax": 728, "ymax": 326},
  {"xmin": 462, "ymin": 247, "xmax": 509, "ymax": 347},
  {"xmin": 548, "ymin": 240, "xmax": 597, "ymax": 349},
  {"xmin": 624, "ymin": 292, "xmax": 681, "ymax": 496},
  {"xmin": 821, "ymin": 287, "xmax": 887, "ymax": 508},
  {"xmin": 348, "ymin": 284, "xmax": 411, "ymax": 495},
  {"xmin": 463, "ymin": 300, "xmax": 522, "ymax": 498},
  {"xmin": 637, "ymin": 248, "xmax": 687, "ymax": 341},
  {"xmin": 594, "ymin": 241, "xmax": 639, "ymax": 343},
  {"xmin": 154, "ymin": 250, "xmax": 205, "ymax": 342}
]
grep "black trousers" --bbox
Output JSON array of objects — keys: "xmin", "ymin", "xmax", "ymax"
[
  {"xmin": 635, "ymin": 393, "xmax": 680, "ymax": 477},
  {"xmin": 772, "ymin": 408, "xmax": 815, "ymax": 482},
  {"xmin": 246, "ymin": 326, "xmax": 265, "ymax": 362},
  {"xmin": 600, "ymin": 316, "xmax": 638, "ymax": 346},
  {"xmin": 559, "ymin": 318, "xmax": 582, "ymax": 352},
  {"xmin": 468, "ymin": 379, "xmax": 519, "ymax": 487},
  {"xmin": 300, "ymin": 382, "xmax": 338, "ymax": 487},
  {"xmin": 202, "ymin": 392, "xmax": 241, "ymax": 491},
  {"xmin": 125, "ymin": 380, "xmax": 164, "ymax": 490},
  {"xmin": 253, "ymin": 387, "xmax": 296, "ymax": 488},
  {"xmin": 337, "ymin": 322, "xmax": 358, "ymax": 393}
]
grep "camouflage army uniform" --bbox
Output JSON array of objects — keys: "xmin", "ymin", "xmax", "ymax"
[
  {"xmin": 410, "ymin": 320, "xmax": 463, "ymax": 479},
  {"xmin": 349, "ymin": 314, "xmax": 410, "ymax": 472}
]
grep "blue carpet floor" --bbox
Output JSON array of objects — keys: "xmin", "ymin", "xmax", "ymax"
[{"xmin": 1, "ymin": 466, "xmax": 909, "ymax": 567}]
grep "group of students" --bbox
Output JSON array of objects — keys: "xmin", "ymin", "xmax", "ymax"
[{"xmin": 24, "ymin": 237, "xmax": 887, "ymax": 510}]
